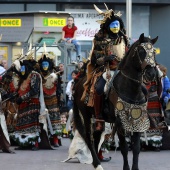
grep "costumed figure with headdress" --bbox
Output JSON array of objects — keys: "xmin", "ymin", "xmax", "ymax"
[
  {"xmin": 11, "ymin": 48, "xmax": 51, "ymax": 150},
  {"xmin": 0, "ymin": 57, "xmax": 21, "ymax": 153},
  {"xmin": 64, "ymin": 4, "xmax": 130, "ymax": 163},
  {"xmin": 140, "ymin": 65, "xmax": 165, "ymax": 151},
  {"xmin": 0, "ymin": 88, "xmax": 15, "ymax": 153},
  {"xmin": 38, "ymin": 46, "xmax": 62, "ymax": 147},
  {"xmin": 1, "ymin": 58, "xmax": 21, "ymax": 136},
  {"xmin": 81, "ymin": 4, "xmax": 129, "ymax": 119}
]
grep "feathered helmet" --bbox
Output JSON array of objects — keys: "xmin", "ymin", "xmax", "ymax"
[
  {"xmin": 38, "ymin": 43, "xmax": 54, "ymax": 73},
  {"xmin": 25, "ymin": 43, "xmax": 35, "ymax": 60},
  {"xmin": 94, "ymin": 3, "xmax": 126, "ymax": 34}
]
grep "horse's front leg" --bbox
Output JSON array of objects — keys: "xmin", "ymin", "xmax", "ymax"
[
  {"xmin": 131, "ymin": 132, "xmax": 141, "ymax": 170},
  {"xmin": 86, "ymin": 125, "xmax": 103, "ymax": 170},
  {"xmin": 117, "ymin": 129, "xmax": 130, "ymax": 170}
]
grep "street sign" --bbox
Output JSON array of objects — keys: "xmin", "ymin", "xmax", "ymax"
[
  {"xmin": 0, "ymin": 19, "xmax": 21, "ymax": 27},
  {"xmin": 43, "ymin": 18, "xmax": 66, "ymax": 27}
]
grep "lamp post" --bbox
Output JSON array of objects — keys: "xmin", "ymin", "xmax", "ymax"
[{"xmin": 126, "ymin": 0, "xmax": 132, "ymax": 39}]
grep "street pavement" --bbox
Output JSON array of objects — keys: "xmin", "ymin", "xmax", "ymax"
[{"xmin": 0, "ymin": 138, "xmax": 170, "ymax": 170}]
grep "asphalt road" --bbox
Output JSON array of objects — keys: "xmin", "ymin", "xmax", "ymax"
[{"xmin": 0, "ymin": 138, "xmax": 170, "ymax": 170}]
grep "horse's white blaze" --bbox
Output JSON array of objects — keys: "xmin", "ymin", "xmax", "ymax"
[{"xmin": 95, "ymin": 165, "xmax": 104, "ymax": 170}]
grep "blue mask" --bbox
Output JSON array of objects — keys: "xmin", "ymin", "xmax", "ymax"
[
  {"xmin": 42, "ymin": 61, "xmax": 49, "ymax": 71},
  {"xmin": 20, "ymin": 65, "xmax": 25, "ymax": 75},
  {"xmin": 109, "ymin": 20, "xmax": 120, "ymax": 33}
]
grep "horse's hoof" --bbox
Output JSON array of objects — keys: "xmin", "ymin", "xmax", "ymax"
[
  {"xmin": 95, "ymin": 165, "xmax": 104, "ymax": 170},
  {"xmin": 131, "ymin": 167, "xmax": 139, "ymax": 170},
  {"xmin": 123, "ymin": 165, "xmax": 130, "ymax": 170}
]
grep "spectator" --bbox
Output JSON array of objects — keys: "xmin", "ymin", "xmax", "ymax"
[
  {"xmin": 158, "ymin": 64, "xmax": 170, "ymax": 109},
  {"xmin": 62, "ymin": 16, "xmax": 81, "ymax": 63},
  {"xmin": 77, "ymin": 61, "xmax": 84, "ymax": 70},
  {"xmin": 0, "ymin": 60, "xmax": 5, "ymax": 74},
  {"xmin": 2, "ymin": 59, "xmax": 8, "ymax": 70},
  {"xmin": 66, "ymin": 70, "xmax": 78, "ymax": 111},
  {"xmin": 58, "ymin": 63, "xmax": 64, "ymax": 74}
]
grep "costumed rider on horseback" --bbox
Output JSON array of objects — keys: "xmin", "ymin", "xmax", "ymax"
[{"xmin": 81, "ymin": 4, "xmax": 130, "ymax": 121}]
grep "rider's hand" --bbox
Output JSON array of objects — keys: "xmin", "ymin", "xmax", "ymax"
[{"xmin": 104, "ymin": 55, "xmax": 116, "ymax": 62}]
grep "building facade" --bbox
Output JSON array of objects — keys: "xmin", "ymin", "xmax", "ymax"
[{"xmin": 0, "ymin": 0, "xmax": 169, "ymax": 75}]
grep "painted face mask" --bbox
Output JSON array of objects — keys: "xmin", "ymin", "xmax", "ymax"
[
  {"xmin": 109, "ymin": 20, "xmax": 120, "ymax": 34},
  {"xmin": 42, "ymin": 61, "xmax": 49, "ymax": 71},
  {"xmin": 20, "ymin": 65, "xmax": 26, "ymax": 75}
]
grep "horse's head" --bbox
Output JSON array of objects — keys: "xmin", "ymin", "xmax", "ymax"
[
  {"xmin": 120, "ymin": 33, "xmax": 158, "ymax": 83},
  {"xmin": 137, "ymin": 33, "xmax": 158, "ymax": 82}
]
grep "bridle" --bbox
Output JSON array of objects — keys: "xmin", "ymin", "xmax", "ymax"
[
  {"xmin": 135, "ymin": 42, "xmax": 156, "ymax": 70},
  {"xmin": 121, "ymin": 42, "xmax": 156, "ymax": 83}
]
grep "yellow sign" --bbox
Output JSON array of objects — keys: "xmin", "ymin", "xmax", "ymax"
[
  {"xmin": 155, "ymin": 48, "xmax": 160, "ymax": 55},
  {"xmin": 0, "ymin": 46, "xmax": 8, "ymax": 60},
  {"xmin": 43, "ymin": 18, "xmax": 66, "ymax": 27},
  {"xmin": 0, "ymin": 19, "xmax": 21, "ymax": 27}
]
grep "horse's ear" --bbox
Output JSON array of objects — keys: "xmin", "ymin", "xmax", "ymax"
[
  {"xmin": 151, "ymin": 36, "xmax": 158, "ymax": 45},
  {"xmin": 139, "ymin": 33, "xmax": 144, "ymax": 43}
]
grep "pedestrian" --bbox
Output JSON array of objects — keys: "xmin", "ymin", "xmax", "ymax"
[{"xmin": 66, "ymin": 70, "xmax": 78, "ymax": 111}]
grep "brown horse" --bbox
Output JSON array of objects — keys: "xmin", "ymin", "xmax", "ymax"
[{"xmin": 73, "ymin": 33, "xmax": 158, "ymax": 170}]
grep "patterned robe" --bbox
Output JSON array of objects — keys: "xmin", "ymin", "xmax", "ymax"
[
  {"xmin": 42, "ymin": 72, "xmax": 61, "ymax": 136},
  {"xmin": 13, "ymin": 71, "xmax": 41, "ymax": 146},
  {"xmin": 6, "ymin": 72, "xmax": 19, "ymax": 133},
  {"xmin": 141, "ymin": 81, "xmax": 163, "ymax": 148}
]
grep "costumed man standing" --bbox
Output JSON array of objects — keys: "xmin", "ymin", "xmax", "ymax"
[
  {"xmin": 12, "ymin": 58, "xmax": 49, "ymax": 150},
  {"xmin": 38, "ymin": 52, "xmax": 61, "ymax": 147},
  {"xmin": 0, "ymin": 88, "xmax": 15, "ymax": 153},
  {"xmin": 80, "ymin": 4, "xmax": 130, "ymax": 162},
  {"xmin": 141, "ymin": 64, "xmax": 164, "ymax": 151},
  {"xmin": 1, "ymin": 60, "xmax": 21, "ymax": 135}
]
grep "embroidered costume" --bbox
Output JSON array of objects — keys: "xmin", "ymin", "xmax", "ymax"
[
  {"xmin": 38, "ymin": 54, "xmax": 62, "ymax": 147},
  {"xmin": 11, "ymin": 59, "xmax": 48, "ymax": 150},
  {"xmin": 81, "ymin": 5, "xmax": 129, "ymax": 119}
]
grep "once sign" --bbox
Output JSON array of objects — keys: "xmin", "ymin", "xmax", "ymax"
[
  {"xmin": 43, "ymin": 18, "xmax": 66, "ymax": 27},
  {"xmin": 0, "ymin": 19, "xmax": 21, "ymax": 27}
]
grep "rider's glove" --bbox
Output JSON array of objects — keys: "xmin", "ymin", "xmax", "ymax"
[{"xmin": 104, "ymin": 55, "xmax": 116, "ymax": 62}]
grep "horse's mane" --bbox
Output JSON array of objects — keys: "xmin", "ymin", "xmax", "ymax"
[{"xmin": 118, "ymin": 40, "xmax": 140, "ymax": 70}]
